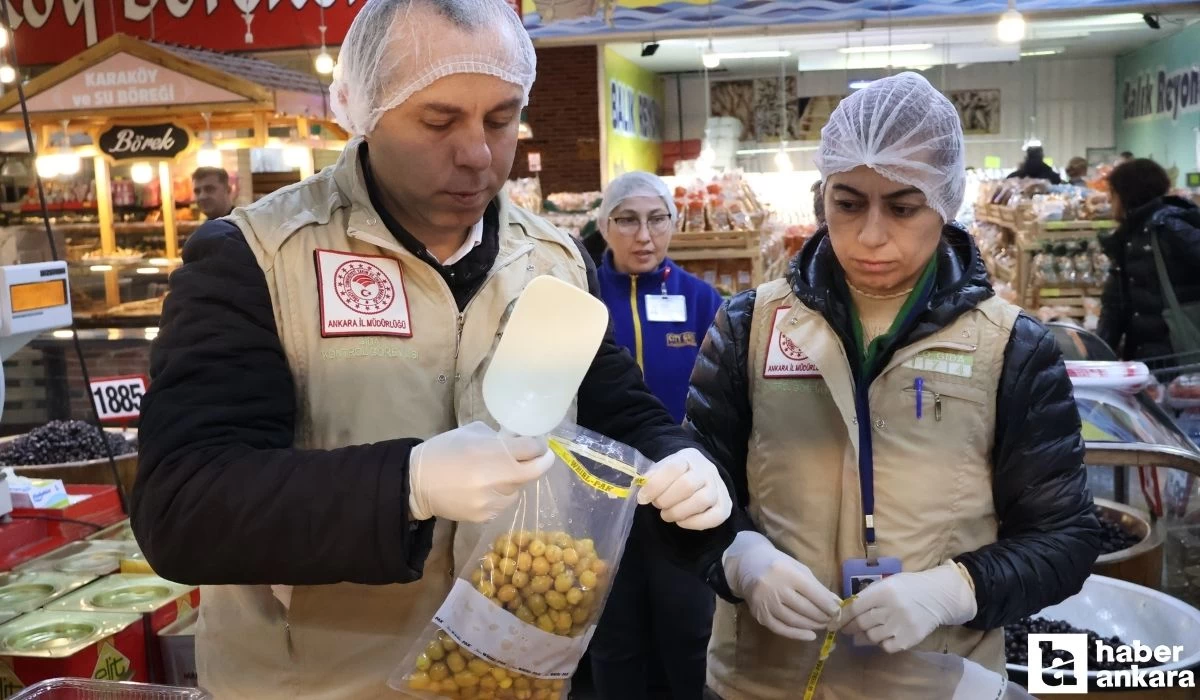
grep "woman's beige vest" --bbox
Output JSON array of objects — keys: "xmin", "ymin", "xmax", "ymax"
[{"xmin": 707, "ymin": 277, "xmax": 1021, "ymax": 700}]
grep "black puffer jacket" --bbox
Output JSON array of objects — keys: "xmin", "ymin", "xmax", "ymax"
[
  {"xmin": 686, "ymin": 225, "xmax": 1101, "ymax": 630},
  {"xmin": 1098, "ymin": 196, "xmax": 1200, "ymax": 362}
]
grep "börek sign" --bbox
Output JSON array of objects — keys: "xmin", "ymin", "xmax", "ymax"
[{"xmin": 98, "ymin": 123, "xmax": 191, "ymax": 161}]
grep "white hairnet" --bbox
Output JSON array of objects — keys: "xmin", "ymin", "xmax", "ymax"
[
  {"xmin": 330, "ymin": 0, "xmax": 536, "ymax": 137},
  {"xmin": 598, "ymin": 171, "xmax": 678, "ymax": 233},
  {"xmin": 813, "ymin": 72, "xmax": 966, "ymax": 222}
]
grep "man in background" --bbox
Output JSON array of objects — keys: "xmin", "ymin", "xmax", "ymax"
[
  {"xmin": 191, "ymin": 167, "xmax": 234, "ymax": 220},
  {"xmin": 1007, "ymin": 145, "xmax": 1062, "ymax": 184}
]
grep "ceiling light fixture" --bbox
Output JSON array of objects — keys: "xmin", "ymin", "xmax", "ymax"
[
  {"xmin": 130, "ymin": 162, "xmax": 154, "ymax": 184},
  {"xmin": 283, "ymin": 144, "xmax": 310, "ymax": 170},
  {"xmin": 1142, "ymin": 13, "xmax": 1161, "ymax": 30},
  {"xmin": 197, "ymin": 113, "xmax": 222, "ymax": 168},
  {"xmin": 314, "ymin": 5, "xmax": 335, "ymax": 75},
  {"xmin": 997, "ymin": 0, "xmax": 1026, "ymax": 44},
  {"xmin": 712, "ymin": 50, "xmax": 791, "ymax": 60},
  {"xmin": 641, "ymin": 41, "xmax": 660, "ymax": 57},
  {"xmin": 737, "ymin": 145, "xmax": 819, "ymax": 155},
  {"xmin": 849, "ymin": 79, "xmax": 874, "ymax": 90},
  {"xmin": 837, "ymin": 43, "xmax": 933, "ymax": 55},
  {"xmin": 1020, "ymin": 48, "xmax": 1061, "ymax": 57},
  {"xmin": 51, "ymin": 120, "xmax": 80, "ymax": 178},
  {"xmin": 702, "ymin": 39, "xmax": 720, "ymax": 69},
  {"xmin": 314, "ymin": 50, "xmax": 335, "ymax": 75}
]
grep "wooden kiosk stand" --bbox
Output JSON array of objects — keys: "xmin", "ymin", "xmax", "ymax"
[{"xmin": 0, "ymin": 34, "xmax": 346, "ymax": 315}]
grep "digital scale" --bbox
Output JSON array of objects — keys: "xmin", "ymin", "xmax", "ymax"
[{"xmin": 0, "ymin": 261, "xmax": 73, "ymax": 520}]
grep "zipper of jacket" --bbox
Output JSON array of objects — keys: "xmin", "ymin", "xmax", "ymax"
[
  {"xmin": 629, "ymin": 275, "xmax": 645, "ymax": 370},
  {"xmin": 836, "ymin": 280, "xmax": 938, "ymax": 563},
  {"xmin": 448, "ymin": 243, "xmax": 534, "ymax": 359}
]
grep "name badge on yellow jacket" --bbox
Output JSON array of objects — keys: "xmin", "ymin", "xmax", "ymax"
[
  {"xmin": 763, "ymin": 307, "xmax": 821, "ymax": 378},
  {"xmin": 315, "ymin": 249, "xmax": 413, "ymax": 338}
]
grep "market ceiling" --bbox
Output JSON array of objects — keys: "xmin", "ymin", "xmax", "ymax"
[
  {"xmin": 611, "ymin": 12, "xmax": 1191, "ymax": 73},
  {"xmin": 10, "ymin": 0, "xmax": 1200, "ymax": 67}
]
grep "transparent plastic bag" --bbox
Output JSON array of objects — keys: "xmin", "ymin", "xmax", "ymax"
[
  {"xmin": 1074, "ymin": 246, "xmax": 1095, "ymax": 287},
  {"xmin": 389, "ymin": 421, "xmax": 651, "ymax": 699}
]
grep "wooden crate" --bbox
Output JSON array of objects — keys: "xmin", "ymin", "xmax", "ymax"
[
  {"xmin": 670, "ymin": 229, "xmax": 756, "ymax": 250},
  {"xmin": 1031, "ymin": 287, "xmax": 1103, "ymax": 323}
]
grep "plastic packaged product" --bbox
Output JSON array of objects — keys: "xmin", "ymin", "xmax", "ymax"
[
  {"xmin": 1074, "ymin": 246, "xmax": 1095, "ymax": 287},
  {"xmin": 1032, "ymin": 247, "xmax": 1059, "ymax": 287},
  {"xmin": 504, "ymin": 179, "xmax": 543, "ymax": 214},
  {"xmin": 1092, "ymin": 243, "xmax": 1112, "ymax": 285},
  {"xmin": 1056, "ymin": 245, "xmax": 1077, "ymax": 287},
  {"xmin": 390, "ymin": 422, "xmax": 650, "ymax": 699},
  {"xmin": 707, "ymin": 201, "xmax": 734, "ymax": 232},
  {"xmin": 1167, "ymin": 375, "xmax": 1200, "ymax": 410},
  {"xmin": 1033, "ymin": 195, "xmax": 1066, "ymax": 222},
  {"xmin": 684, "ymin": 200, "xmax": 706, "ymax": 233},
  {"xmin": 727, "ymin": 200, "xmax": 752, "ymax": 230},
  {"xmin": 994, "ymin": 281, "xmax": 1019, "ymax": 305}
]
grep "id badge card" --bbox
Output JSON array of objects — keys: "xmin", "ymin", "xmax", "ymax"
[
  {"xmin": 841, "ymin": 556, "xmax": 903, "ymax": 598},
  {"xmin": 645, "ymin": 294, "xmax": 687, "ymax": 322}
]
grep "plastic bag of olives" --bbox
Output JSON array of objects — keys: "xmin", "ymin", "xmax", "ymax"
[{"xmin": 389, "ymin": 421, "xmax": 651, "ymax": 699}]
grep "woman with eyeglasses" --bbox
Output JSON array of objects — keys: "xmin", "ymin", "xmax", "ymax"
[
  {"xmin": 588, "ymin": 170, "xmax": 724, "ymax": 700},
  {"xmin": 684, "ymin": 73, "xmax": 1100, "ymax": 699}
]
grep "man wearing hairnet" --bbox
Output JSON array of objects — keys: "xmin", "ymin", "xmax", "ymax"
[
  {"xmin": 589, "ymin": 171, "xmax": 724, "ymax": 699},
  {"xmin": 130, "ymin": 2, "xmax": 734, "ymax": 697},
  {"xmin": 684, "ymin": 73, "xmax": 1100, "ymax": 699}
]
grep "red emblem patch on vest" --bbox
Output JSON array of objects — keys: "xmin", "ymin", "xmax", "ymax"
[
  {"xmin": 763, "ymin": 307, "xmax": 821, "ymax": 378},
  {"xmin": 315, "ymin": 250, "xmax": 413, "ymax": 338}
]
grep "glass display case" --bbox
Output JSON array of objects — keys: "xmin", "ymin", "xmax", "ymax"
[{"xmin": 1049, "ymin": 324, "xmax": 1200, "ymax": 610}]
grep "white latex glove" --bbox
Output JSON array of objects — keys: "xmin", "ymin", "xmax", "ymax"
[
  {"xmin": 839, "ymin": 562, "xmax": 978, "ymax": 653},
  {"xmin": 637, "ymin": 447, "xmax": 732, "ymax": 530},
  {"xmin": 408, "ymin": 421, "xmax": 555, "ymax": 523},
  {"xmin": 722, "ymin": 531, "xmax": 843, "ymax": 641}
]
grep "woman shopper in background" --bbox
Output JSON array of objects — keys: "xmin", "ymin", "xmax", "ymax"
[
  {"xmin": 1098, "ymin": 158, "xmax": 1200, "ymax": 362},
  {"xmin": 684, "ymin": 72, "xmax": 1100, "ymax": 699},
  {"xmin": 588, "ymin": 171, "xmax": 725, "ymax": 700}
]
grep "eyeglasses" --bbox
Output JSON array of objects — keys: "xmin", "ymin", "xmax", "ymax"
[{"xmin": 608, "ymin": 214, "xmax": 674, "ymax": 237}]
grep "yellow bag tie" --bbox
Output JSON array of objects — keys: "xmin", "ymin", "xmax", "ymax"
[
  {"xmin": 547, "ymin": 437, "xmax": 646, "ymax": 498},
  {"xmin": 803, "ymin": 595, "xmax": 856, "ymax": 700}
]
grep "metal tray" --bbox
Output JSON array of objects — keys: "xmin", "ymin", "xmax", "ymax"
[
  {"xmin": 14, "ymin": 542, "xmax": 138, "ymax": 577},
  {"xmin": 10, "ymin": 679, "xmax": 210, "ymax": 699}
]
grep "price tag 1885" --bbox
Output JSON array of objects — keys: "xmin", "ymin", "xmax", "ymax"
[{"xmin": 90, "ymin": 375, "xmax": 149, "ymax": 422}]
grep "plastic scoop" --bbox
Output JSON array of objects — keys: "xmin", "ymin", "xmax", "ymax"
[{"xmin": 483, "ymin": 275, "xmax": 609, "ymax": 437}]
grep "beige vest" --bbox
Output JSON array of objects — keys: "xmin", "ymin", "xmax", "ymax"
[
  {"xmin": 708, "ymin": 278, "xmax": 1021, "ymax": 700},
  {"xmin": 195, "ymin": 141, "xmax": 588, "ymax": 699}
]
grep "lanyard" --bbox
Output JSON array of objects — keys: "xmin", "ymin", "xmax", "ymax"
[{"xmin": 851, "ymin": 260, "xmax": 937, "ymax": 563}]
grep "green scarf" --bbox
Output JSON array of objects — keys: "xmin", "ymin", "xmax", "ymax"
[{"xmin": 849, "ymin": 256, "xmax": 938, "ymax": 375}]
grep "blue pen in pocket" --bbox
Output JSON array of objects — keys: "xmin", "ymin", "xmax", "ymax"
[{"xmin": 914, "ymin": 377, "xmax": 924, "ymax": 420}]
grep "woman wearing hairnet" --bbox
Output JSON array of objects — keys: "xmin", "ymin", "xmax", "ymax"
[
  {"xmin": 588, "ymin": 172, "xmax": 724, "ymax": 699},
  {"xmin": 685, "ymin": 73, "xmax": 1101, "ymax": 699}
]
